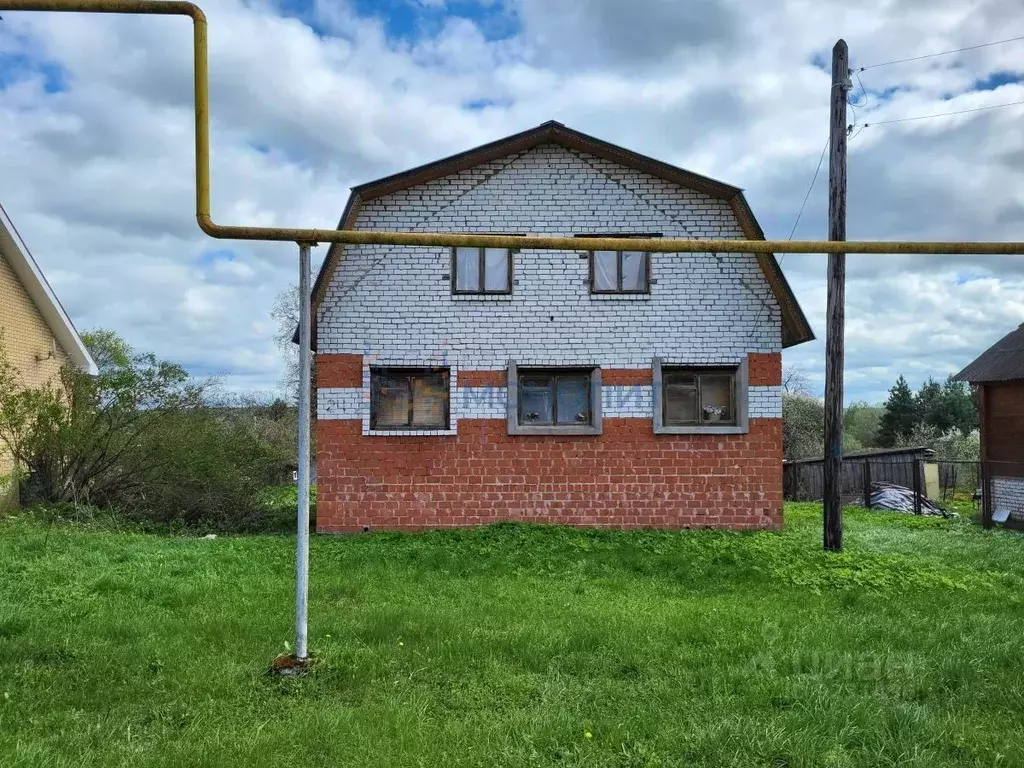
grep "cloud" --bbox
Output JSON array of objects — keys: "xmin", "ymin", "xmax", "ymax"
[
  {"xmin": 1, "ymin": 0, "xmax": 1022, "ymax": 404},
  {"xmin": 510, "ymin": 0, "xmax": 736, "ymax": 70}
]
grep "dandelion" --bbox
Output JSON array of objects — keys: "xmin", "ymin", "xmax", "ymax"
[{"xmin": 584, "ymin": 731, "xmax": 592, "ymax": 739}]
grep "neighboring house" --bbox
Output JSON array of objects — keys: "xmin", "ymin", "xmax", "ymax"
[
  {"xmin": 955, "ymin": 323, "xmax": 1024, "ymax": 523},
  {"xmin": 0, "ymin": 204, "xmax": 97, "ymax": 507},
  {"xmin": 309, "ymin": 121, "xmax": 813, "ymax": 532}
]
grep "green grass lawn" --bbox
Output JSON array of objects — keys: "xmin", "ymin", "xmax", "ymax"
[{"xmin": 3, "ymin": 504, "xmax": 1024, "ymax": 767}]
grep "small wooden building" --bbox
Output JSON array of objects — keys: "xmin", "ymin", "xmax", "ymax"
[{"xmin": 955, "ymin": 323, "xmax": 1024, "ymax": 524}]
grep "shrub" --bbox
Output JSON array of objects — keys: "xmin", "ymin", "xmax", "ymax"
[{"xmin": 0, "ymin": 330, "xmax": 295, "ymax": 532}]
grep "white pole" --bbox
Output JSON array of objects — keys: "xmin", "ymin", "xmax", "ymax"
[{"xmin": 295, "ymin": 241, "xmax": 312, "ymax": 661}]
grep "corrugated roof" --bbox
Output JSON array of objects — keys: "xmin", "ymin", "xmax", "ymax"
[
  {"xmin": 304, "ymin": 120, "xmax": 814, "ymax": 349},
  {"xmin": 954, "ymin": 323, "xmax": 1024, "ymax": 383}
]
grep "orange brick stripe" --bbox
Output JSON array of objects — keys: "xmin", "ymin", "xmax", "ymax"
[
  {"xmin": 317, "ymin": 360, "xmax": 777, "ymax": 389},
  {"xmin": 317, "ymin": 354, "xmax": 363, "ymax": 388},
  {"xmin": 458, "ymin": 369, "xmax": 653, "ymax": 387},
  {"xmin": 602, "ymin": 369, "xmax": 653, "ymax": 386},
  {"xmin": 747, "ymin": 353, "xmax": 782, "ymax": 387},
  {"xmin": 459, "ymin": 370, "xmax": 507, "ymax": 387}
]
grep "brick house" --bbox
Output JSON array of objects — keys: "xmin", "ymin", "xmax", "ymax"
[
  {"xmin": 309, "ymin": 121, "xmax": 813, "ymax": 532},
  {"xmin": 955, "ymin": 323, "xmax": 1024, "ymax": 523},
  {"xmin": 0, "ymin": 204, "xmax": 97, "ymax": 507}
]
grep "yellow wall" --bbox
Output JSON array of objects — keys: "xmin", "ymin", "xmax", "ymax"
[{"xmin": 0, "ymin": 250, "xmax": 72, "ymax": 508}]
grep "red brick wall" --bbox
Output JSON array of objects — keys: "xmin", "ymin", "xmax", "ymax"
[
  {"xmin": 316, "ymin": 417, "xmax": 783, "ymax": 532},
  {"xmin": 317, "ymin": 354, "xmax": 363, "ymax": 388},
  {"xmin": 748, "ymin": 353, "xmax": 782, "ymax": 386}
]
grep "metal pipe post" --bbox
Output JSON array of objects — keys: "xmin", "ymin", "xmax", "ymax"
[{"xmin": 295, "ymin": 242, "xmax": 312, "ymax": 660}]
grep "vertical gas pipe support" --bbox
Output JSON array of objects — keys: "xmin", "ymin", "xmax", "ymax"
[{"xmin": 295, "ymin": 242, "xmax": 313, "ymax": 660}]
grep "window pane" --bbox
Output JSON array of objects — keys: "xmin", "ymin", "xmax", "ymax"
[
  {"xmin": 374, "ymin": 375, "xmax": 410, "ymax": 427},
  {"xmin": 556, "ymin": 376, "xmax": 590, "ymax": 424},
  {"xmin": 412, "ymin": 374, "xmax": 448, "ymax": 427},
  {"xmin": 593, "ymin": 251, "xmax": 618, "ymax": 291},
  {"xmin": 665, "ymin": 372, "xmax": 696, "ymax": 387},
  {"xmin": 520, "ymin": 386, "xmax": 553, "ymax": 425},
  {"xmin": 483, "ymin": 248, "xmax": 509, "ymax": 292},
  {"xmin": 520, "ymin": 375, "xmax": 551, "ymax": 389},
  {"xmin": 665, "ymin": 385, "xmax": 697, "ymax": 425},
  {"xmin": 621, "ymin": 251, "xmax": 647, "ymax": 291},
  {"xmin": 455, "ymin": 247, "xmax": 480, "ymax": 292},
  {"xmin": 700, "ymin": 375, "xmax": 734, "ymax": 424}
]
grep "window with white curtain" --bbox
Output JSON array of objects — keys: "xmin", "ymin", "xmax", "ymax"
[{"xmin": 576, "ymin": 234, "xmax": 657, "ymax": 294}]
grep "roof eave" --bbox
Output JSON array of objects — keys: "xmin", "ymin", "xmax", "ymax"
[
  {"xmin": 0, "ymin": 205, "xmax": 98, "ymax": 375},
  {"xmin": 728, "ymin": 193, "xmax": 815, "ymax": 348}
]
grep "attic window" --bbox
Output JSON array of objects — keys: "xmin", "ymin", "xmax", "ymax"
[
  {"xmin": 576, "ymin": 234, "xmax": 658, "ymax": 294},
  {"xmin": 453, "ymin": 247, "xmax": 512, "ymax": 294},
  {"xmin": 591, "ymin": 250, "xmax": 649, "ymax": 293}
]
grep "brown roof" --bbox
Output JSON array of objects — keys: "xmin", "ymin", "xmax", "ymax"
[
  {"xmin": 307, "ymin": 120, "xmax": 814, "ymax": 348},
  {"xmin": 954, "ymin": 323, "xmax": 1024, "ymax": 383}
]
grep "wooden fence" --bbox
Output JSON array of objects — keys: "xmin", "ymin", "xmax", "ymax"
[{"xmin": 783, "ymin": 447, "xmax": 932, "ymax": 504}]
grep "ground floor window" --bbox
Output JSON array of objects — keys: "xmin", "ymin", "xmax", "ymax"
[
  {"xmin": 370, "ymin": 367, "xmax": 450, "ymax": 429},
  {"xmin": 653, "ymin": 358, "xmax": 749, "ymax": 435},
  {"xmin": 662, "ymin": 368, "xmax": 737, "ymax": 426},
  {"xmin": 518, "ymin": 369, "xmax": 594, "ymax": 426},
  {"xmin": 507, "ymin": 363, "xmax": 602, "ymax": 435}
]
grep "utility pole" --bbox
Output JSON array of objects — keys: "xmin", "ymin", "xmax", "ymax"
[{"xmin": 824, "ymin": 39, "xmax": 849, "ymax": 551}]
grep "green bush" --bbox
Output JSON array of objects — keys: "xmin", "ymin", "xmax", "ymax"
[{"xmin": 0, "ymin": 330, "xmax": 297, "ymax": 533}]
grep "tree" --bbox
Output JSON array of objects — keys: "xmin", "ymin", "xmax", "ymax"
[
  {"xmin": 782, "ymin": 394, "xmax": 824, "ymax": 460},
  {"xmin": 910, "ymin": 375, "xmax": 978, "ymax": 437},
  {"xmin": 0, "ymin": 330, "xmax": 207, "ymax": 505},
  {"xmin": 879, "ymin": 375, "xmax": 917, "ymax": 447},
  {"xmin": 941, "ymin": 375, "xmax": 978, "ymax": 434},
  {"xmin": 916, "ymin": 377, "xmax": 949, "ymax": 432},
  {"xmin": 844, "ymin": 401, "xmax": 883, "ymax": 448},
  {"xmin": 782, "ymin": 366, "xmax": 812, "ymax": 396},
  {"xmin": 0, "ymin": 331, "xmax": 283, "ymax": 530},
  {"xmin": 271, "ymin": 284, "xmax": 300, "ymax": 401}
]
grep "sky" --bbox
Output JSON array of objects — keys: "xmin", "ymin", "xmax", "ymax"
[{"xmin": 1, "ymin": 0, "xmax": 1023, "ymax": 403}]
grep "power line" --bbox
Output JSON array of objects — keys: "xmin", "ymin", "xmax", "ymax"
[
  {"xmin": 864, "ymin": 98, "xmax": 1024, "ymax": 127},
  {"xmin": 747, "ymin": 136, "xmax": 829, "ymax": 340},
  {"xmin": 852, "ymin": 70, "xmax": 870, "ymax": 109},
  {"xmin": 787, "ymin": 137, "xmax": 829, "ymax": 241},
  {"xmin": 858, "ymin": 34, "xmax": 1024, "ymax": 71}
]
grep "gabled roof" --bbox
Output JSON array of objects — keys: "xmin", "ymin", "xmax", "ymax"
[
  {"xmin": 0, "ymin": 204, "xmax": 98, "ymax": 375},
  {"xmin": 954, "ymin": 323, "xmax": 1024, "ymax": 383},
  {"xmin": 308, "ymin": 120, "xmax": 814, "ymax": 348}
]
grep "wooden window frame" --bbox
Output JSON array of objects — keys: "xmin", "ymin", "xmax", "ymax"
[
  {"xmin": 577, "ymin": 233, "xmax": 658, "ymax": 295},
  {"xmin": 507, "ymin": 362, "xmax": 603, "ymax": 436},
  {"xmin": 451, "ymin": 246, "xmax": 514, "ymax": 295},
  {"xmin": 653, "ymin": 358, "xmax": 749, "ymax": 435},
  {"xmin": 369, "ymin": 366, "xmax": 450, "ymax": 430},
  {"xmin": 589, "ymin": 250, "xmax": 651, "ymax": 294}
]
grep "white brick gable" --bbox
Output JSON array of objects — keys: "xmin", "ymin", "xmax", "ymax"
[{"xmin": 317, "ymin": 142, "xmax": 781, "ymax": 371}]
